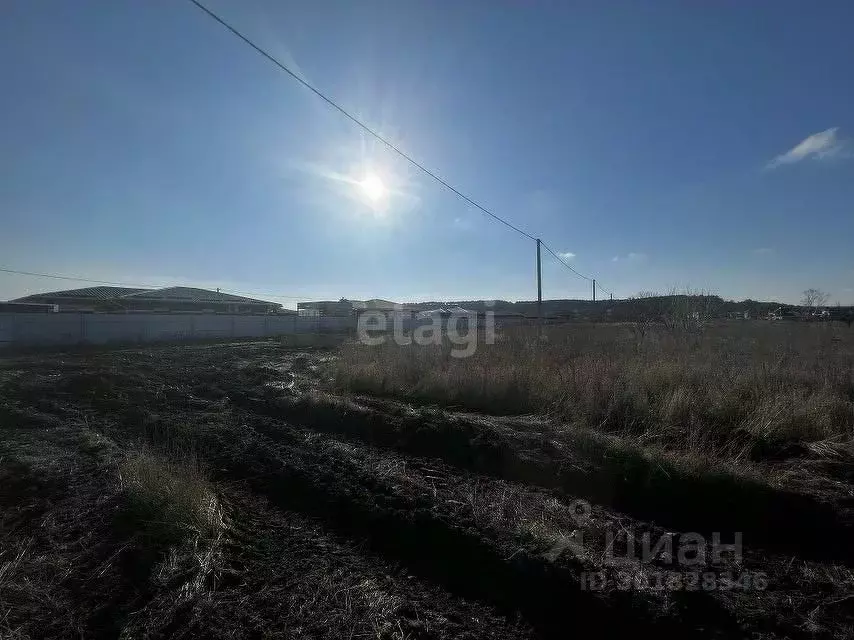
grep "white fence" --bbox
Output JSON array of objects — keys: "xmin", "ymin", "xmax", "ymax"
[{"xmin": 0, "ymin": 313, "xmax": 355, "ymax": 348}]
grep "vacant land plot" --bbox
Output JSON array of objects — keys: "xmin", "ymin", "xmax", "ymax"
[
  {"xmin": 1, "ymin": 322, "xmax": 853, "ymax": 638},
  {"xmin": 337, "ymin": 322, "xmax": 854, "ymax": 461}
]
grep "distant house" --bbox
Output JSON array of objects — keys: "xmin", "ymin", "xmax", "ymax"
[
  {"xmin": 297, "ymin": 300, "xmax": 356, "ymax": 317},
  {"xmin": 417, "ymin": 308, "xmax": 448, "ymax": 318},
  {"xmin": 359, "ymin": 299, "xmax": 401, "ymax": 312},
  {"xmin": 417, "ymin": 306, "xmax": 472, "ymax": 318},
  {"xmin": 726, "ymin": 310, "xmax": 750, "ymax": 320},
  {"xmin": 446, "ymin": 306, "xmax": 471, "ymax": 314},
  {"xmin": 12, "ymin": 286, "xmax": 286, "ymax": 314},
  {"xmin": 297, "ymin": 298, "xmax": 408, "ymax": 317},
  {"xmin": 768, "ymin": 307, "xmax": 799, "ymax": 321}
]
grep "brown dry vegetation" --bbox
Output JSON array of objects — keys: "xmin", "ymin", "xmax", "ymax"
[
  {"xmin": 334, "ymin": 322, "xmax": 854, "ymax": 463},
  {"xmin": 119, "ymin": 449, "xmax": 224, "ymax": 544},
  {"xmin": 2, "ymin": 329, "xmax": 853, "ymax": 639}
]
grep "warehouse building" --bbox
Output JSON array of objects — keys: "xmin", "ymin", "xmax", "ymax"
[{"xmin": 11, "ymin": 286, "xmax": 286, "ymax": 314}]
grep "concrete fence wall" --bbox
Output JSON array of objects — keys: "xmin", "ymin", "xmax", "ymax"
[
  {"xmin": 0, "ymin": 312, "xmax": 529, "ymax": 349},
  {"xmin": 0, "ymin": 313, "xmax": 356, "ymax": 348}
]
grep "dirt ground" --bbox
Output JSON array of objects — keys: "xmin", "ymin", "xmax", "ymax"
[{"xmin": 1, "ymin": 341, "xmax": 853, "ymax": 639}]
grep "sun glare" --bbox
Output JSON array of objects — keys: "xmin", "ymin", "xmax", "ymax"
[{"xmin": 359, "ymin": 173, "xmax": 387, "ymax": 202}]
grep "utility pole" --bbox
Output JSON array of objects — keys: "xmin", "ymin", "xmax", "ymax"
[
  {"xmin": 610, "ymin": 292, "xmax": 613, "ymax": 302},
  {"xmin": 536, "ymin": 238, "xmax": 542, "ymax": 323},
  {"xmin": 592, "ymin": 279, "xmax": 596, "ymax": 302}
]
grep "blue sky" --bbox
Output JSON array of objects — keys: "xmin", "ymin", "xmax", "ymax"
[{"xmin": 2, "ymin": 0, "xmax": 853, "ymax": 307}]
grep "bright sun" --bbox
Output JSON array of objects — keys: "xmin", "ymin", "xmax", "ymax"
[{"xmin": 359, "ymin": 174, "xmax": 386, "ymax": 202}]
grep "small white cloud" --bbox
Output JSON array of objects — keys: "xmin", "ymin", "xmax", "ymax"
[
  {"xmin": 612, "ymin": 252, "xmax": 647, "ymax": 263},
  {"xmin": 752, "ymin": 247, "xmax": 774, "ymax": 255},
  {"xmin": 766, "ymin": 127, "xmax": 846, "ymax": 169},
  {"xmin": 557, "ymin": 251, "xmax": 576, "ymax": 260}
]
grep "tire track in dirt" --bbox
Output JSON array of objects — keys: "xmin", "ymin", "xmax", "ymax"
[
  {"xmin": 8, "ymin": 345, "xmax": 851, "ymax": 638},
  {"xmin": 230, "ymin": 390, "xmax": 852, "ymax": 566},
  {"xmin": 124, "ymin": 487, "xmax": 535, "ymax": 640},
  {"xmin": 176, "ymin": 407, "xmax": 743, "ymax": 639},
  {"xmin": 0, "ymin": 417, "xmax": 531, "ymax": 639}
]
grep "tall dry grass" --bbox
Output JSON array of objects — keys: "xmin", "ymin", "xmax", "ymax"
[
  {"xmin": 119, "ymin": 449, "xmax": 224, "ymax": 543},
  {"xmin": 334, "ymin": 322, "xmax": 854, "ymax": 459},
  {"xmin": 118, "ymin": 446, "xmax": 227, "ymax": 609}
]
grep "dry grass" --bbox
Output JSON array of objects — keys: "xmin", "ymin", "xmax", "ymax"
[
  {"xmin": 0, "ymin": 541, "xmax": 35, "ymax": 640},
  {"xmin": 117, "ymin": 448, "xmax": 228, "ymax": 623},
  {"xmin": 119, "ymin": 449, "xmax": 224, "ymax": 543},
  {"xmin": 334, "ymin": 321, "xmax": 854, "ymax": 461}
]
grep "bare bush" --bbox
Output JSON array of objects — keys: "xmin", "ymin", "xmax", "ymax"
[{"xmin": 802, "ymin": 288, "xmax": 830, "ymax": 311}]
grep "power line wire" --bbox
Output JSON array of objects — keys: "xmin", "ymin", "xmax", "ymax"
[
  {"xmin": 4, "ymin": 5, "xmax": 621, "ymax": 305},
  {"xmin": 187, "ymin": 0, "xmax": 620, "ymax": 298},
  {"xmin": 0, "ymin": 267, "xmax": 151, "ymax": 289},
  {"xmin": 187, "ymin": 0, "xmax": 536, "ymax": 242},
  {"xmin": 540, "ymin": 242, "xmax": 615, "ymax": 297},
  {"xmin": 541, "ymin": 242, "xmax": 592, "ymax": 282},
  {"xmin": 595, "ymin": 281, "xmax": 614, "ymax": 298},
  {"xmin": 0, "ymin": 267, "xmax": 305, "ymax": 301}
]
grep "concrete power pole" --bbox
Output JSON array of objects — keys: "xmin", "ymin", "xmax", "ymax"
[
  {"xmin": 536, "ymin": 239, "xmax": 542, "ymax": 323},
  {"xmin": 592, "ymin": 279, "xmax": 596, "ymax": 302}
]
